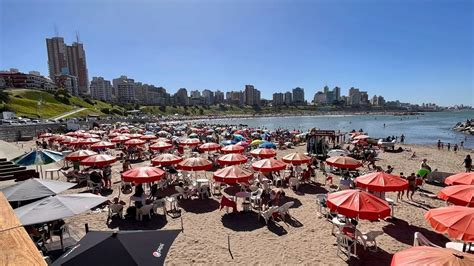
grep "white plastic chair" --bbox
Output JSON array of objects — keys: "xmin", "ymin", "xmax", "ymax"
[
  {"xmin": 49, "ymin": 224, "xmax": 71, "ymax": 251},
  {"xmin": 356, "ymin": 229, "xmax": 383, "ymax": 250},
  {"xmin": 278, "ymin": 201, "xmax": 294, "ymax": 218},
  {"xmin": 288, "ymin": 178, "xmax": 300, "ymax": 191},
  {"xmin": 108, "ymin": 204, "xmax": 124, "ymax": 219},
  {"xmin": 260, "ymin": 206, "xmax": 279, "ymax": 224},
  {"xmin": 315, "ymin": 193, "xmax": 328, "ymax": 217},
  {"xmin": 262, "ymin": 180, "xmax": 272, "ymax": 194},
  {"xmin": 250, "ymin": 188, "xmax": 263, "ymax": 208},
  {"xmin": 136, "ymin": 204, "xmax": 153, "ymax": 221},
  {"xmin": 175, "ymin": 186, "xmax": 190, "ymax": 199},
  {"xmin": 198, "ymin": 185, "xmax": 210, "ymax": 199},
  {"xmin": 413, "ymin": 232, "xmax": 442, "ymax": 247},
  {"xmin": 87, "ymin": 180, "xmax": 102, "ymax": 193},
  {"xmin": 152, "ymin": 199, "xmax": 167, "ymax": 215},
  {"xmin": 336, "ymin": 233, "xmax": 356, "ymax": 259}
]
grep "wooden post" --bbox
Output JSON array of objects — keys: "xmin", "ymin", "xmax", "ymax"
[
  {"xmin": 180, "ymin": 215, "xmax": 184, "ymax": 232},
  {"xmin": 228, "ymin": 235, "xmax": 233, "ymax": 259},
  {"xmin": 85, "ymin": 223, "xmax": 89, "ymax": 233}
]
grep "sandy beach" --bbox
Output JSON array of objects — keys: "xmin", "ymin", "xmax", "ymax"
[{"xmin": 3, "ymin": 140, "xmax": 472, "ymax": 265}]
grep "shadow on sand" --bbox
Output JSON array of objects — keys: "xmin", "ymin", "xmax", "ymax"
[
  {"xmin": 107, "ymin": 214, "xmax": 168, "ymax": 230},
  {"xmin": 179, "ymin": 198, "xmax": 220, "ymax": 214},
  {"xmin": 383, "ymin": 218, "xmax": 449, "ymax": 246},
  {"xmin": 221, "ymin": 212, "xmax": 264, "ymax": 232}
]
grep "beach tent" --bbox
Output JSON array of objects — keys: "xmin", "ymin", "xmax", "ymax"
[
  {"xmin": 52, "ymin": 230, "xmax": 181, "ymax": 266},
  {"xmin": 0, "ymin": 178, "xmax": 75, "ymax": 202},
  {"xmin": 15, "ymin": 193, "xmax": 107, "ymax": 226}
]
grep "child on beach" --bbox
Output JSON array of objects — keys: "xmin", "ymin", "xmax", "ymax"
[
  {"xmin": 397, "ymin": 173, "xmax": 406, "ymax": 201},
  {"xmin": 463, "ymin": 155, "xmax": 472, "ymax": 172},
  {"xmin": 406, "ymin": 173, "xmax": 416, "ymax": 201}
]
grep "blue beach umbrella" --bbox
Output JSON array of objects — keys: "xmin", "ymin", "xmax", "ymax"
[
  {"xmin": 259, "ymin": 142, "xmax": 276, "ymax": 149},
  {"xmin": 220, "ymin": 140, "xmax": 235, "ymax": 146},
  {"xmin": 233, "ymin": 134, "xmax": 245, "ymax": 141},
  {"xmin": 12, "ymin": 149, "xmax": 63, "ymax": 166}
]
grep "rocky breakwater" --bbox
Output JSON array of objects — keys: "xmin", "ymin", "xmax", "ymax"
[{"xmin": 453, "ymin": 119, "xmax": 474, "ymax": 135}]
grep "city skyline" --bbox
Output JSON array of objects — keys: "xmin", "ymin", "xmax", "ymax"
[{"xmin": 1, "ymin": 0, "xmax": 472, "ymax": 106}]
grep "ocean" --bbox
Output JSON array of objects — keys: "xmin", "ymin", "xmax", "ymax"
[{"xmin": 203, "ymin": 110, "xmax": 474, "ymax": 149}]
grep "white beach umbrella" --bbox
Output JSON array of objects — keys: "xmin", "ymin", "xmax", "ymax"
[{"xmin": 15, "ymin": 193, "xmax": 107, "ymax": 226}]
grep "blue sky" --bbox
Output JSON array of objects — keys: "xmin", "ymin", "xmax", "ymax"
[{"xmin": 1, "ymin": 0, "xmax": 472, "ymax": 106}]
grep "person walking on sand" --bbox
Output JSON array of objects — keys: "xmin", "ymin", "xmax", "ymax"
[
  {"xmin": 447, "ymin": 143, "xmax": 451, "ymax": 151},
  {"xmin": 463, "ymin": 155, "xmax": 472, "ymax": 172},
  {"xmin": 397, "ymin": 172, "xmax": 406, "ymax": 201},
  {"xmin": 400, "ymin": 134, "xmax": 405, "ymax": 143},
  {"xmin": 453, "ymin": 144, "xmax": 458, "ymax": 154},
  {"xmin": 437, "ymin": 139, "xmax": 441, "ymax": 150},
  {"xmin": 460, "ymin": 141, "xmax": 464, "ymax": 150},
  {"xmin": 406, "ymin": 173, "xmax": 417, "ymax": 201}
]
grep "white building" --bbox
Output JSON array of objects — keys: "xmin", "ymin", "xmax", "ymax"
[{"xmin": 90, "ymin": 77, "xmax": 113, "ymax": 102}]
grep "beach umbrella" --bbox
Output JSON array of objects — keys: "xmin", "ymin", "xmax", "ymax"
[
  {"xmin": 445, "ymin": 173, "xmax": 474, "ymax": 186},
  {"xmin": 108, "ymin": 132, "xmax": 120, "ymax": 138},
  {"xmin": 213, "ymin": 166, "xmax": 253, "ymax": 184},
  {"xmin": 128, "ymin": 133, "xmax": 143, "ymax": 139},
  {"xmin": 52, "ymin": 230, "xmax": 181, "ymax": 266},
  {"xmin": 59, "ymin": 136, "xmax": 77, "ymax": 144},
  {"xmin": 80, "ymin": 133, "xmax": 100, "ymax": 139},
  {"xmin": 177, "ymin": 157, "xmax": 212, "ymax": 171},
  {"xmin": 156, "ymin": 137, "xmax": 172, "ymax": 143},
  {"xmin": 220, "ymin": 140, "xmax": 234, "ymax": 146},
  {"xmin": 217, "ymin": 153, "xmax": 248, "ymax": 166},
  {"xmin": 14, "ymin": 193, "xmax": 107, "ymax": 226},
  {"xmin": 391, "ymin": 246, "xmax": 474, "ymax": 266},
  {"xmin": 12, "ymin": 149, "xmax": 63, "ymax": 166},
  {"xmin": 151, "ymin": 154, "xmax": 183, "ymax": 166},
  {"xmin": 355, "ymin": 172, "xmax": 409, "ymax": 192},
  {"xmin": 252, "ymin": 158, "xmax": 286, "ymax": 172},
  {"xmin": 80, "ymin": 154, "xmax": 117, "ymax": 167},
  {"xmin": 65, "ymin": 149, "xmax": 98, "ymax": 161},
  {"xmin": 39, "ymin": 133, "xmax": 53, "ymax": 138},
  {"xmin": 353, "ymin": 135, "xmax": 369, "ymax": 140},
  {"xmin": 178, "ymin": 138, "xmax": 201, "ymax": 147},
  {"xmin": 417, "ymin": 168, "xmax": 431, "ymax": 178},
  {"xmin": 282, "ymin": 152, "xmax": 311, "ymax": 165},
  {"xmin": 199, "ymin": 142, "xmax": 221, "ymax": 152},
  {"xmin": 150, "ymin": 141, "xmax": 173, "ymax": 151},
  {"xmin": 438, "ymin": 185, "xmax": 474, "ymax": 207},
  {"xmin": 221, "ymin": 145, "xmax": 245, "ymax": 154},
  {"xmin": 236, "ymin": 141, "xmax": 249, "ymax": 147},
  {"xmin": 65, "ymin": 132, "xmax": 78, "ymax": 136},
  {"xmin": 250, "ymin": 139, "xmax": 264, "ymax": 146},
  {"xmin": 326, "ymin": 190, "xmax": 391, "ymax": 220},
  {"xmin": 124, "ymin": 139, "xmax": 146, "ymax": 146},
  {"xmin": 425, "ymin": 206, "xmax": 474, "ymax": 242},
  {"xmin": 326, "ymin": 156, "xmax": 362, "ymax": 169},
  {"xmin": 0, "ymin": 178, "xmax": 75, "ymax": 202},
  {"xmin": 77, "ymin": 138, "xmax": 101, "ymax": 145},
  {"xmin": 233, "ymin": 134, "xmax": 245, "ymax": 141},
  {"xmin": 351, "ymin": 139, "xmax": 368, "ymax": 145},
  {"xmin": 250, "ymin": 148, "xmax": 277, "ymax": 159},
  {"xmin": 90, "ymin": 141, "xmax": 115, "ymax": 150},
  {"xmin": 140, "ymin": 134, "xmax": 158, "ymax": 140},
  {"xmin": 121, "ymin": 167, "xmax": 165, "ymax": 183},
  {"xmin": 111, "ymin": 136, "xmax": 130, "ymax": 143},
  {"xmin": 327, "ymin": 149, "xmax": 350, "ymax": 157},
  {"xmin": 158, "ymin": 130, "xmax": 169, "ymax": 136},
  {"xmin": 259, "ymin": 142, "xmax": 277, "ymax": 149},
  {"xmin": 188, "ymin": 133, "xmax": 198, "ymax": 138}
]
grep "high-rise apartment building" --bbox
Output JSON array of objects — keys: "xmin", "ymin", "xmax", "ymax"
[
  {"xmin": 90, "ymin": 77, "xmax": 113, "ymax": 102},
  {"xmin": 284, "ymin": 91, "xmax": 292, "ymax": 105},
  {"xmin": 113, "ymin": 75, "xmax": 136, "ymax": 103},
  {"xmin": 272, "ymin": 93, "xmax": 284, "ymax": 106},
  {"xmin": 214, "ymin": 90, "xmax": 224, "ymax": 104},
  {"xmin": 348, "ymin": 87, "xmax": 361, "ymax": 105},
  {"xmin": 202, "ymin": 90, "xmax": 215, "ymax": 105},
  {"xmin": 226, "ymin": 91, "xmax": 244, "ymax": 105},
  {"xmin": 243, "ymin": 85, "xmax": 261, "ymax": 106},
  {"xmin": 175, "ymin": 88, "xmax": 189, "ymax": 106},
  {"xmin": 46, "ymin": 36, "xmax": 89, "ymax": 96},
  {"xmin": 292, "ymin": 87, "xmax": 305, "ymax": 105}
]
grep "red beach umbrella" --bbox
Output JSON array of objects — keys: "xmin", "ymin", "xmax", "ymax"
[
  {"xmin": 108, "ymin": 132, "xmax": 120, "ymax": 138},
  {"xmin": 326, "ymin": 190, "xmax": 391, "ymax": 220},
  {"xmin": 78, "ymin": 138, "xmax": 101, "ymax": 145},
  {"xmin": 140, "ymin": 135, "xmax": 158, "ymax": 140},
  {"xmin": 445, "ymin": 173, "xmax": 474, "ymax": 186},
  {"xmin": 213, "ymin": 166, "xmax": 253, "ymax": 184},
  {"xmin": 425, "ymin": 206, "xmax": 474, "ymax": 242},
  {"xmin": 121, "ymin": 166, "xmax": 165, "ymax": 183},
  {"xmin": 155, "ymin": 137, "xmax": 171, "ymax": 143},
  {"xmin": 80, "ymin": 133, "xmax": 100, "ymax": 138},
  {"xmin": 217, "ymin": 153, "xmax": 248, "ymax": 166},
  {"xmin": 90, "ymin": 141, "xmax": 115, "ymax": 150},
  {"xmin": 250, "ymin": 148, "xmax": 277, "ymax": 159},
  {"xmin": 178, "ymin": 138, "xmax": 201, "ymax": 147},
  {"xmin": 58, "ymin": 136, "xmax": 77, "ymax": 144},
  {"xmin": 353, "ymin": 135, "xmax": 369, "ymax": 140},
  {"xmin": 355, "ymin": 172, "xmax": 409, "ymax": 192},
  {"xmin": 65, "ymin": 132, "xmax": 77, "ymax": 137},
  {"xmin": 80, "ymin": 154, "xmax": 117, "ymax": 167},
  {"xmin": 221, "ymin": 145, "xmax": 245, "ymax": 154},
  {"xmin": 252, "ymin": 158, "xmax": 286, "ymax": 172},
  {"xmin": 124, "ymin": 139, "xmax": 146, "ymax": 146},
  {"xmin": 282, "ymin": 152, "xmax": 311, "ymax": 165},
  {"xmin": 149, "ymin": 141, "xmax": 173, "ymax": 151},
  {"xmin": 111, "ymin": 136, "xmax": 130, "ymax": 143},
  {"xmin": 438, "ymin": 185, "xmax": 474, "ymax": 207},
  {"xmin": 199, "ymin": 142, "xmax": 221, "ymax": 152},
  {"xmin": 177, "ymin": 157, "xmax": 212, "ymax": 171},
  {"xmin": 39, "ymin": 133, "xmax": 53, "ymax": 138},
  {"xmin": 391, "ymin": 246, "xmax": 474, "ymax": 266},
  {"xmin": 151, "ymin": 153, "xmax": 183, "ymax": 166},
  {"xmin": 65, "ymin": 150, "xmax": 98, "ymax": 161},
  {"xmin": 128, "ymin": 133, "xmax": 143, "ymax": 139},
  {"xmin": 326, "ymin": 156, "xmax": 362, "ymax": 169}
]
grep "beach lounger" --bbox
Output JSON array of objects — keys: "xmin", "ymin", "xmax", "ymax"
[
  {"xmin": 413, "ymin": 232, "xmax": 441, "ymax": 248},
  {"xmin": 277, "ymin": 201, "xmax": 294, "ymax": 218},
  {"xmin": 356, "ymin": 229, "xmax": 383, "ymax": 250},
  {"xmin": 260, "ymin": 206, "xmax": 279, "ymax": 224}
]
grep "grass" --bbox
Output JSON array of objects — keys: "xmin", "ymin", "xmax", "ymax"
[{"xmin": 4, "ymin": 88, "xmax": 124, "ymax": 119}]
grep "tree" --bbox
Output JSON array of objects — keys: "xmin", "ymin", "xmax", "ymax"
[{"xmin": 0, "ymin": 90, "xmax": 10, "ymax": 104}]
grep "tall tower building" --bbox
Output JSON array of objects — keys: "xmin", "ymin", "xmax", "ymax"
[{"xmin": 46, "ymin": 37, "xmax": 69, "ymax": 78}]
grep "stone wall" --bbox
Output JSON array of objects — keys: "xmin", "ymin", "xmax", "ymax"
[{"xmin": 0, "ymin": 124, "xmax": 65, "ymax": 142}]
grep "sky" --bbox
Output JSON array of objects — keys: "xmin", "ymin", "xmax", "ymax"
[{"xmin": 0, "ymin": 0, "xmax": 473, "ymax": 106}]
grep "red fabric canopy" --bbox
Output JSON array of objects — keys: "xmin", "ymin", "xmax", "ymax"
[
  {"xmin": 77, "ymin": 138, "xmax": 101, "ymax": 145},
  {"xmin": 425, "ymin": 206, "xmax": 474, "ymax": 242},
  {"xmin": 178, "ymin": 138, "xmax": 201, "ymax": 147},
  {"xmin": 391, "ymin": 246, "xmax": 474, "ymax": 266},
  {"xmin": 445, "ymin": 173, "xmax": 474, "ymax": 186},
  {"xmin": 90, "ymin": 141, "xmax": 115, "ymax": 149},
  {"xmin": 221, "ymin": 145, "xmax": 245, "ymax": 154},
  {"xmin": 124, "ymin": 139, "xmax": 145, "ymax": 146},
  {"xmin": 438, "ymin": 185, "xmax": 474, "ymax": 207},
  {"xmin": 110, "ymin": 136, "xmax": 130, "ymax": 143},
  {"xmin": 149, "ymin": 141, "xmax": 173, "ymax": 151},
  {"xmin": 326, "ymin": 156, "xmax": 362, "ymax": 169},
  {"xmin": 151, "ymin": 153, "xmax": 183, "ymax": 166},
  {"xmin": 121, "ymin": 167, "xmax": 165, "ymax": 183},
  {"xmin": 282, "ymin": 152, "xmax": 311, "ymax": 165},
  {"xmin": 80, "ymin": 154, "xmax": 117, "ymax": 167},
  {"xmin": 213, "ymin": 166, "xmax": 253, "ymax": 184},
  {"xmin": 355, "ymin": 172, "xmax": 409, "ymax": 192},
  {"xmin": 250, "ymin": 148, "xmax": 276, "ymax": 158},
  {"xmin": 140, "ymin": 135, "xmax": 158, "ymax": 140},
  {"xmin": 39, "ymin": 133, "xmax": 53, "ymax": 138},
  {"xmin": 217, "ymin": 153, "xmax": 248, "ymax": 166},
  {"xmin": 326, "ymin": 189, "xmax": 391, "ymax": 220},
  {"xmin": 199, "ymin": 142, "xmax": 221, "ymax": 152},
  {"xmin": 177, "ymin": 157, "xmax": 212, "ymax": 171},
  {"xmin": 65, "ymin": 150, "xmax": 97, "ymax": 161},
  {"xmin": 252, "ymin": 158, "xmax": 286, "ymax": 172},
  {"xmin": 128, "ymin": 133, "xmax": 143, "ymax": 139}
]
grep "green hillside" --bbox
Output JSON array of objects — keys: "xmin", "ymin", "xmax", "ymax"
[{"xmin": 2, "ymin": 88, "xmax": 124, "ymax": 119}]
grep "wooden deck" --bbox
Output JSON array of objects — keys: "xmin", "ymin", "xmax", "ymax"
[{"xmin": 0, "ymin": 192, "xmax": 46, "ymax": 266}]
